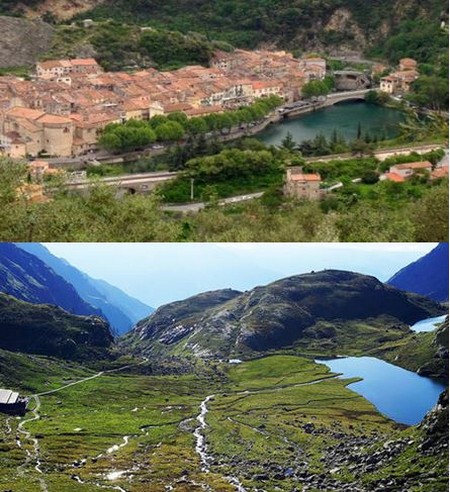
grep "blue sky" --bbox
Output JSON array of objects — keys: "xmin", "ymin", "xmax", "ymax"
[{"xmin": 43, "ymin": 243, "xmax": 437, "ymax": 308}]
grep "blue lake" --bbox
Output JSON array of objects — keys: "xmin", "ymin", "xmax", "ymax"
[
  {"xmin": 316, "ymin": 356, "xmax": 446, "ymax": 425},
  {"xmin": 410, "ymin": 315, "xmax": 447, "ymax": 333}
]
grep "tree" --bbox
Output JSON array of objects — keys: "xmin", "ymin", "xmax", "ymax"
[
  {"xmin": 155, "ymin": 121, "xmax": 185, "ymax": 142},
  {"xmin": 411, "ymin": 185, "xmax": 449, "ymax": 241},
  {"xmin": 280, "ymin": 132, "xmax": 297, "ymax": 152},
  {"xmin": 361, "ymin": 170, "xmax": 379, "ymax": 184},
  {"xmin": 167, "ymin": 112, "xmax": 188, "ymax": 127},
  {"xmin": 409, "ymin": 76, "xmax": 449, "ymax": 111},
  {"xmin": 99, "ymin": 125, "xmax": 156, "ymax": 152},
  {"xmin": 350, "ymin": 139, "xmax": 372, "ymax": 157},
  {"xmin": 98, "ymin": 132, "xmax": 122, "ymax": 152},
  {"xmin": 302, "ymin": 80, "xmax": 330, "ymax": 98},
  {"xmin": 186, "ymin": 117, "xmax": 208, "ymax": 135}
]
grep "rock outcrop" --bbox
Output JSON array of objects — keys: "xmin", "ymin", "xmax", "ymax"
[{"xmin": 0, "ymin": 16, "xmax": 54, "ymax": 68}]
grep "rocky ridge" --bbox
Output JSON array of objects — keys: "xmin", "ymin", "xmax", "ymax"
[
  {"xmin": 0, "ymin": 16, "xmax": 54, "ymax": 68},
  {"xmin": 125, "ymin": 270, "xmax": 444, "ymax": 358}
]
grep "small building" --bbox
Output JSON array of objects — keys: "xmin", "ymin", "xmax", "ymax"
[
  {"xmin": 380, "ymin": 171, "xmax": 405, "ymax": 183},
  {"xmin": 380, "ymin": 58, "xmax": 419, "ymax": 95},
  {"xmin": 28, "ymin": 160, "xmax": 60, "ymax": 182},
  {"xmin": 333, "ymin": 71, "xmax": 371, "ymax": 91},
  {"xmin": 389, "ymin": 161, "xmax": 432, "ymax": 179},
  {"xmin": 380, "ymin": 76, "xmax": 397, "ymax": 94},
  {"xmin": 431, "ymin": 166, "xmax": 449, "ymax": 180},
  {"xmin": 284, "ymin": 167, "xmax": 322, "ymax": 200},
  {"xmin": 0, "ymin": 389, "xmax": 27, "ymax": 415},
  {"xmin": 399, "ymin": 58, "xmax": 418, "ymax": 72}
]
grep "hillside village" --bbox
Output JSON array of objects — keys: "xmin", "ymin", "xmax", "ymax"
[{"xmin": 0, "ymin": 50, "xmax": 326, "ymax": 158}]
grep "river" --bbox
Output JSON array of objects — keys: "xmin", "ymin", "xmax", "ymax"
[
  {"xmin": 258, "ymin": 101, "xmax": 405, "ymax": 146},
  {"xmin": 316, "ymin": 356, "xmax": 446, "ymax": 426}
]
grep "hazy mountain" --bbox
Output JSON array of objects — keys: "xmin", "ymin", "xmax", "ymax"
[
  {"xmin": 388, "ymin": 243, "xmax": 449, "ymax": 302},
  {"xmin": 0, "ymin": 243, "xmax": 101, "ymax": 318},
  {"xmin": 124, "ymin": 270, "xmax": 444, "ymax": 358},
  {"xmin": 18, "ymin": 243, "xmax": 153, "ymax": 335},
  {"xmin": 0, "ymin": 293, "xmax": 113, "ymax": 360}
]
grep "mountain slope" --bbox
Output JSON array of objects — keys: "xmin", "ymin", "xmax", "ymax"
[
  {"xmin": 81, "ymin": 0, "xmax": 445, "ymax": 54},
  {"xmin": 124, "ymin": 270, "xmax": 444, "ymax": 358},
  {"xmin": 0, "ymin": 243, "xmax": 101, "ymax": 318},
  {"xmin": 388, "ymin": 243, "xmax": 449, "ymax": 302},
  {"xmin": 3, "ymin": 0, "xmax": 444, "ymax": 55},
  {"xmin": 0, "ymin": 15, "xmax": 54, "ymax": 68},
  {"xmin": 17, "ymin": 243, "xmax": 153, "ymax": 335},
  {"xmin": 0, "ymin": 293, "xmax": 113, "ymax": 360}
]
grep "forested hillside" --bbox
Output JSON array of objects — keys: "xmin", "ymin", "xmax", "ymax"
[
  {"xmin": 72, "ymin": 0, "xmax": 447, "ymax": 54},
  {"xmin": 3, "ymin": 0, "xmax": 446, "ymax": 55}
]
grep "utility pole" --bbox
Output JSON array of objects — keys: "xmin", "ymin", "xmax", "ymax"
[{"xmin": 190, "ymin": 178, "xmax": 194, "ymax": 201}]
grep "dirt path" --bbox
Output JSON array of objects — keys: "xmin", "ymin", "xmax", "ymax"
[{"xmin": 15, "ymin": 358, "xmax": 148, "ymax": 489}]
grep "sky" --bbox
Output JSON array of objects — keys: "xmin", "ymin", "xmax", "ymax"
[{"xmin": 43, "ymin": 243, "xmax": 437, "ymax": 308}]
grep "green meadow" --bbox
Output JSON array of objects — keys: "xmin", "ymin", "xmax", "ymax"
[{"xmin": 0, "ymin": 352, "xmax": 447, "ymax": 491}]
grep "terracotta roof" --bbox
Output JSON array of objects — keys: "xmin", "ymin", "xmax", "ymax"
[
  {"xmin": 384, "ymin": 172, "xmax": 405, "ymax": 183},
  {"xmin": 392, "ymin": 161, "xmax": 432, "ymax": 170},
  {"xmin": 71, "ymin": 58, "xmax": 99, "ymax": 66},
  {"xmin": 289, "ymin": 173, "xmax": 321, "ymax": 182},
  {"xmin": 37, "ymin": 114, "xmax": 73, "ymax": 125},
  {"xmin": 6, "ymin": 106, "xmax": 45, "ymax": 120},
  {"xmin": 431, "ymin": 166, "xmax": 449, "ymax": 179}
]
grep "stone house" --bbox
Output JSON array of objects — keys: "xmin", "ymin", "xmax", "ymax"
[
  {"xmin": 1, "ymin": 107, "xmax": 74, "ymax": 157},
  {"xmin": 380, "ymin": 161, "xmax": 433, "ymax": 182},
  {"xmin": 284, "ymin": 167, "xmax": 322, "ymax": 200}
]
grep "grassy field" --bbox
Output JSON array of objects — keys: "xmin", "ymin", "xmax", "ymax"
[{"xmin": 0, "ymin": 352, "xmax": 447, "ymax": 491}]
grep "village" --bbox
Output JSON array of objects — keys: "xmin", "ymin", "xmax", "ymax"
[
  {"xmin": 0, "ymin": 50, "xmax": 327, "ymax": 159},
  {"xmin": 0, "ymin": 48, "xmax": 423, "ymax": 161},
  {"xmin": 0, "ymin": 46, "xmax": 444, "ymax": 207}
]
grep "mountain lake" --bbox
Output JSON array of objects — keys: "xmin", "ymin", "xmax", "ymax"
[
  {"xmin": 316, "ymin": 356, "xmax": 446, "ymax": 426},
  {"xmin": 410, "ymin": 314, "xmax": 447, "ymax": 333}
]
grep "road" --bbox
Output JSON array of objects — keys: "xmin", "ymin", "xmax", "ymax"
[
  {"xmin": 162, "ymin": 192, "xmax": 264, "ymax": 213},
  {"xmin": 66, "ymin": 171, "xmax": 177, "ymax": 191},
  {"xmin": 436, "ymin": 148, "xmax": 449, "ymax": 168},
  {"xmin": 305, "ymin": 143, "xmax": 445, "ymax": 164}
]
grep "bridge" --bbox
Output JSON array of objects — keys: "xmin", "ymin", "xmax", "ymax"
[
  {"xmin": 325, "ymin": 89, "xmax": 372, "ymax": 105},
  {"xmin": 282, "ymin": 89, "xmax": 372, "ymax": 118},
  {"xmin": 66, "ymin": 171, "xmax": 177, "ymax": 195}
]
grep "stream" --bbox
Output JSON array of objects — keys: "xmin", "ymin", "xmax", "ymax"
[
  {"xmin": 193, "ymin": 376, "xmax": 339, "ymax": 490},
  {"xmin": 17, "ymin": 395, "xmax": 47, "ymax": 491},
  {"xmin": 15, "ymin": 358, "xmax": 148, "ymax": 492}
]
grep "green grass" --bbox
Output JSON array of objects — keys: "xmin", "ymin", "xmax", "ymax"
[{"xmin": 0, "ymin": 351, "xmax": 447, "ymax": 490}]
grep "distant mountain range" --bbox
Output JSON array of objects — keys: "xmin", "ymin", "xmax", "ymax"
[
  {"xmin": 0, "ymin": 243, "xmax": 102, "ymax": 318},
  {"xmin": 388, "ymin": 243, "xmax": 449, "ymax": 302},
  {"xmin": 17, "ymin": 243, "xmax": 153, "ymax": 335},
  {"xmin": 124, "ymin": 270, "xmax": 444, "ymax": 358}
]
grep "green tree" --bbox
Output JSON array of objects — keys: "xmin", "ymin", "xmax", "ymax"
[
  {"xmin": 409, "ymin": 76, "xmax": 449, "ymax": 111},
  {"xmin": 167, "ymin": 112, "xmax": 189, "ymax": 127},
  {"xmin": 280, "ymin": 132, "xmax": 297, "ymax": 152},
  {"xmin": 155, "ymin": 121, "xmax": 185, "ymax": 142},
  {"xmin": 186, "ymin": 117, "xmax": 208, "ymax": 135},
  {"xmin": 302, "ymin": 80, "xmax": 330, "ymax": 98}
]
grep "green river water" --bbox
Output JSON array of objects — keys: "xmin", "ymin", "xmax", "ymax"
[{"xmin": 258, "ymin": 101, "xmax": 405, "ymax": 145}]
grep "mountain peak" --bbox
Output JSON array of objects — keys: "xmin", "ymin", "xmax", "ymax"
[
  {"xmin": 388, "ymin": 244, "xmax": 449, "ymax": 301},
  {"xmin": 124, "ymin": 270, "xmax": 444, "ymax": 358}
]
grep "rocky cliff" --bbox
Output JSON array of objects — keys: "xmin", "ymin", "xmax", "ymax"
[{"xmin": 0, "ymin": 16, "xmax": 54, "ymax": 68}]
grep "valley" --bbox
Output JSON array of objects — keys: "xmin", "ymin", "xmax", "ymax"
[
  {"xmin": 0, "ymin": 244, "xmax": 447, "ymax": 491},
  {"xmin": 0, "ymin": 351, "xmax": 447, "ymax": 491}
]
